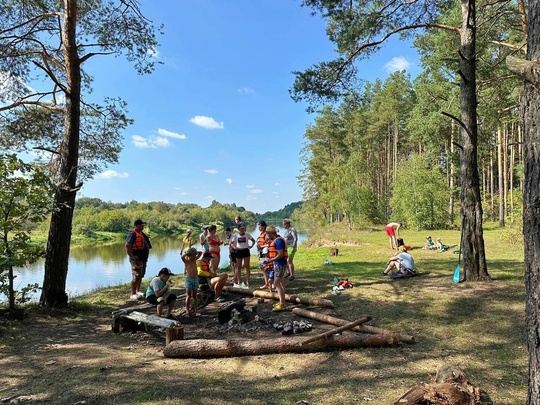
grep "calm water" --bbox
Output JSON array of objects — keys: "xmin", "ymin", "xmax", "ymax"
[{"xmin": 5, "ymin": 225, "xmax": 307, "ymax": 302}]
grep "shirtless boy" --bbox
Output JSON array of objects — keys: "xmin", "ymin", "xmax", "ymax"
[{"xmin": 181, "ymin": 247, "xmax": 202, "ymax": 316}]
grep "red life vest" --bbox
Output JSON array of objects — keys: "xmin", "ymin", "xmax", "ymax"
[{"xmin": 269, "ymin": 236, "xmax": 288, "ymax": 260}]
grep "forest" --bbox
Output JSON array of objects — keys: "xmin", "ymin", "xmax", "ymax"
[
  {"xmin": 39, "ymin": 197, "xmax": 302, "ymax": 240},
  {"xmin": 295, "ymin": 1, "xmax": 523, "ymax": 231}
]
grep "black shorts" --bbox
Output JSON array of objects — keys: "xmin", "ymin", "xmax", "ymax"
[
  {"xmin": 235, "ymin": 248, "xmax": 251, "ymax": 259},
  {"xmin": 146, "ymin": 293, "xmax": 176, "ymax": 306}
]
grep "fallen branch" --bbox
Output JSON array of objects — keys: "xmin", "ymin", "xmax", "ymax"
[
  {"xmin": 299, "ymin": 317, "xmax": 370, "ymax": 346},
  {"xmin": 292, "ymin": 307, "xmax": 415, "ymax": 344},
  {"xmin": 163, "ymin": 332, "xmax": 400, "ymax": 358}
]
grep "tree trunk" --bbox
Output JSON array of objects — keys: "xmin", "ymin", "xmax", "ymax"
[
  {"xmin": 163, "ymin": 332, "xmax": 400, "ymax": 358},
  {"xmin": 40, "ymin": 0, "xmax": 81, "ymax": 307},
  {"xmin": 459, "ymin": 0, "xmax": 489, "ymax": 281},
  {"xmin": 521, "ymin": 0, "xmax": 540, "ymax": 401},
  {"xmin": 498, "ymin": 125, "xmax": 505, "ymax": 226},
  {"xmin": 448, "ymin": 123, "xmax": 455, "ymax": 225}
]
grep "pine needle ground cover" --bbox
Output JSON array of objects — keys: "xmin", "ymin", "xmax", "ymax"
[{"xmin": 0, "ymin": 225, "xmax": 526, "ymax": 404}]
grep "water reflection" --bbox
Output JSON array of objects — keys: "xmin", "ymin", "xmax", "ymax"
[{"xmin": 3, "ymin": 225, "xmax": 307, "ymax": 302}]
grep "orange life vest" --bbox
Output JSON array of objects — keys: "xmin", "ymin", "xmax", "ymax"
[
  {"xmin": 132, "ymin": 230, "xmax": 146, "ymax": 251},
  {"xmin": 257, "ymin": 231, "xmax": 267, "ymax": 250},
  {"xmin": 197, "ymin": 260, "xmax": 211, "ymax": 277},
  {"xmin": 268, "ymin": 236, "xmax": 288, "ymax": 260}
]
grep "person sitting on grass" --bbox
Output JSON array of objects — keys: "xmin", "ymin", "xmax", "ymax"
[
  {"xmin": 146, "ymin": 267, "xmax": 177, "ymax": 319},
  {"xmin": 423, "ymin": 236, "xmax": 436, "ymax": 250},
  {"xmin": 197, "ymin": 251, "xmax": 228, "ymax": 303},
  {"xmin": 435, "ymin": 237, "xmax": 450, "ymax": 252},
  {"xmin": 181, "ymin": 247, "xmax": 202, "ymax": 316},
  {"xmin": 381, "ymin": 250, "xmax": 416, "ymax": 277}
]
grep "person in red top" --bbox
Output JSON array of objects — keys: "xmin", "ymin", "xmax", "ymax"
[
  {"xmin": 205, "ymin": 224, "xmax": 223, "ymax": 273},
  {"xmin": 125, "ymin": 219, "xmax": 152, "ymax": 300}
]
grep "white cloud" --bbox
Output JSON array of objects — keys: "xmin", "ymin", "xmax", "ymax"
[
  {"xmin": 204, "ymin": 169, "xmax": 218, "ymax": 174},
  {"xmin": 384, "ymin": 56, "xmax": 412, "ymax": 73},
  {"xmin": 147, "ymin": 47, "xmax": 159, "ymax": 59},
  {"xmin": 189, "ymin": 115, "xmax": 224, "ymax": 129},
  {"xmin": 157, "ymin": 128, "xmax": 186, "ymax": 139},
  {"xmin": 131, "ymin": 135, "xmax": 170, "ymax": 148},
  {"xmin": 96, "ymin": 170, "xmax": 129, "ymax": 179},
  {"xmin": 226, "ymin": 178, "xmax": 233, "ymax": 184},
  {"xmin": 250, "ymin": 189, "xmax": 263, "ymax": 194},
  {"xmin": 246, "ymin": 184, "xmax": 255, "ymax": 189},
  {"xmin": 238, "ymin": 87, "xmax": 254, "ymax": 94}
]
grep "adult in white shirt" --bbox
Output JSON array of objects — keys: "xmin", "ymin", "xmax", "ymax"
[{"xmin": 230, "ymin": 224, "xmax": 255, "ymax": 288}]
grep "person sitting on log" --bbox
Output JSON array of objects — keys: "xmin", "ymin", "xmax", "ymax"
[
  {"xmin": 198, "ymin": 251, "xmax": 228, "ymax": 303},
  {"xmin": 145, "ymin": 267, "xmax": 177, "ymax": 319}
]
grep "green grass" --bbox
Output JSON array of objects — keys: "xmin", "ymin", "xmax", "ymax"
[{"xmin": 3, "ymin": 223, "xmax": 527, "ymax": 404}]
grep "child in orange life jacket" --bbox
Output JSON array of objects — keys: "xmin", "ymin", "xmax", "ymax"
[
  {"xmin": 259, "ymin": 247, "xmax": 274, "ymax": 291},
  {"xmin": 197, "ymin": 251, "xmax": 228, "ymax": 303},
  {"xmin": 181, "ymin": 247, "xmax": 202, "ymax": 316}
]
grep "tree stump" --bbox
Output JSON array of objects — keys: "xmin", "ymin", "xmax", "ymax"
[{"xmin": 394, "ymin": 364, "xmax": 492, "ymax": 405}]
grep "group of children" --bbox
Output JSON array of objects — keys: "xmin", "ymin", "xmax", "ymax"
[
  {"xmin": 142, "ymin": 246, "xmax": 227, "ymax": 319},
  {"xmin": 423, "ymin": 235, "xmax": 450, "ymax": 251}
]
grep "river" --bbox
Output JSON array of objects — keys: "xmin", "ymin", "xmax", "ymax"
[{"xmin": 5, "ymin": 225, "xmax": 307, "ymax": 302}]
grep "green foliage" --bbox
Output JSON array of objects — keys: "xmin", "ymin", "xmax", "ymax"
[
  {"xmin": 390, "ymin": 154, "xmax": 451, "ymax": 229},
  {"xmin": 0, "ymin": 154, "xmax": 53, "ymax": 309},
  {"xmin": 71, "ymin": 198, "xmax": 257, "ymax": 236}
]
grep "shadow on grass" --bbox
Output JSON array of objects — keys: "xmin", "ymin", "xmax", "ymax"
[{"xmin": 1, "ymin": 251, "xmax": 527, "ymax": 404}]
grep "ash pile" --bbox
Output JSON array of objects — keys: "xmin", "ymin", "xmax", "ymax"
[{"xmin": 216, "ymin": 299, "xmax": 274, "ymax": 334}]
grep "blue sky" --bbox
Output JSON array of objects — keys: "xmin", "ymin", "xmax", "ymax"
[{"xmin": 78, "ymin": 0, "xmax": 420, "ymax": 214}]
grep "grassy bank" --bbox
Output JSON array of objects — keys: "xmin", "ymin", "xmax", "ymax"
[{"xmin": 1, "ymin": 225, "xmax": 526, "ymax": 404}]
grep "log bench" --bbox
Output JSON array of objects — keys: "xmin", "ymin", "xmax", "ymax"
[{"xmin": 112, "ymin": 308, "xmax": 183, "ymax": 345}]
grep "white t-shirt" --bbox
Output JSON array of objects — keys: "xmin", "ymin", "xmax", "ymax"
[{"xmin": 233, "ymin": 232, "xmax": 253, "ymax": 249}]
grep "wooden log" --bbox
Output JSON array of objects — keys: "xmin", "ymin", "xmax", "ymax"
[
  {"xmin": 292, "ymin": 307, "xmax": 415, "ymax": 344},
  {"xmin": 165, "ymin": 327, "xmax": 184, "ymax": 346},
  {"xmin": 121, "ymin": 311, "xmax": 181, "ymax": 328},
  {"xmin": 222, "ymin": 286, "xmax": 335, "ymax": 308},
  {"xmin": 163, "ymin": 332, "xmax": 399, "ymax": 358},
  {"xmin": 111, "ymin": 303, "xmax": 153, "ymax": 318},
  {"xmin": 299, "ymin": 317, "xmax": 370, "ymax": 346}
]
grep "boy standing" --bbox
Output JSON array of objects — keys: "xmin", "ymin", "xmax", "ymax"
[{"xmin": 181, "ymin": 247, "xmax": 202, "ymax": 316}]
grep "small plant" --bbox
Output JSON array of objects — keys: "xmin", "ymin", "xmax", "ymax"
[{"xmin": 0, "ymin": 271, "xmax": 40, "ymax": 305}]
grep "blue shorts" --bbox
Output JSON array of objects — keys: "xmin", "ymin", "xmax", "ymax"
[
  {"xmin": 185, "ymin": 276, "xmax": 199, "ymax": 291},
  {"xmin": 267, "ymin": 270, "xmax": 274, "ymax": 280},
  {"xmin": 274, "ymin": 263, "xmax": 287, "ymax": 278}
]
